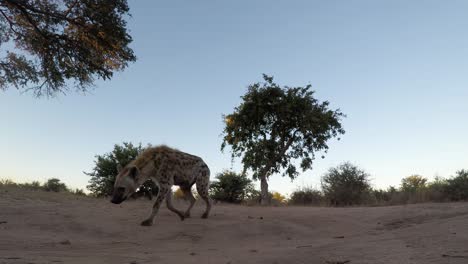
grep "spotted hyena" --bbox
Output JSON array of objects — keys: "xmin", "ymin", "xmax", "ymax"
[{"xmin": 111, "ymin": 145, "xmax": 212, "ymax": 226}]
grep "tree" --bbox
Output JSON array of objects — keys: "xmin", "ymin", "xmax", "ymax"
[
  {"xmin": 209, "ymin": 170, "xmax": 254, "ymax": 203},
  {"xmin": 85, "ymin": 142, "xmax": 158, "ymax": 198},
  {"xmin": 221, "ymin": 75, "xmax": 345, "ymax": 205},
  {"xmin": 0, "ymin": 0, "xmax": 135, "ymax": 96},
  {"xmin": 43, "ymin": 178, "xmax": 68, "ymax": 192},
  {"xmin": 321, "ymin": 162, "xmax": 371, "ymax": 206},
  {"xmin": 400, "ymin": 175, "xmax": 427, "ymax": 193}
]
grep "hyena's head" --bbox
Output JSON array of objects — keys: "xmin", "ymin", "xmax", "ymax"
[{"xmin": 111, "ymin": 164, "xmax": 141, "ymax": 204}]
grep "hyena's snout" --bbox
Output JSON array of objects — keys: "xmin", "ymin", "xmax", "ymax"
[{"xmin": 111, "ymin": 187, "xmax": 127, "ymax": 204}]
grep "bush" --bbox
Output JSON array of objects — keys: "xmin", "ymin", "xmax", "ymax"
[
  {"xmin": 85, "ymin": 142, "xmax": 159, "ymax": 198},
  {"xmin": 445, "ymin": 170, "xmax": 468, "ymax": 201},
  {"xmin": 289, "ymin": 186, "xmax": 323, "ymax": 205},
  {"xmin": 0, "ymin": 179, "xmax": 16, "ymax": 187},
  {"xmin": 241, "ymin": 189, "xmax": 262, "ymax": 206},
  {"xmin": 21, "ymin": 181, "xmax": 42, "ymax": 190},
  {"xmin": 321, "ymin": 162, "xmax": 372, "ymax": 206},
  {"xmin": 425, "ymin": 177, "xmax": 448, "ymax": 202},
  {"xmin": 271, "ymin": 191, "xmax": 286, "ymax": 205},
  {"xmin": 210, "ymin": 170, "xmax": 254, "ymax": 203},
  {"xmin": 72, "ymin": 189, "xmax": 87, "ymax": 196},
  {"xmin": 0, "ymin": 178, "xmax": 90, "ymax": 196},
  {"xmin": 43, "ymin": 178, "xmax": 68, "ymax": 192}
]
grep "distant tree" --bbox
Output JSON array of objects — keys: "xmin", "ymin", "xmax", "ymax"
[
  {"xmin": 222, "ymin": 75, "xmax": 345, "ymax": 205},
  {"xmin": 400, "ymin": 175, "xmax": 427, "ymax": 193},
  {"xmin": 209, "ymin": 170, "xmax": 254, "ymax": 203},
  {"xmin": 0, "ymin": 0, "xmax": 135, "ymax": 96},
  {"xmin": 43, "ymin": 178, "xmax": 68, "ymax": 192},
  {"xmin": 321, "ymin": 162, "xmax": 371, "ymax": 206},
  {"xmin": 85, "ymin": 142, "xmax": 158, "ymax": 198}
]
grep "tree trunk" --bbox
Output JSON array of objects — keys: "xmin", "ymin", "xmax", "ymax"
[
  {"xmin": 260, "ymin": 174, "xmax": 269, "ymax": 206},
  {"xmin": 258, "ymin": 130, "xmax": 298, "ymax": 206}
]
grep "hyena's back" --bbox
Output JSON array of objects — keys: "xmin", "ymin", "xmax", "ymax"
[{"xmin": 137, "ymin": 146, "xmax": 210, "ymax": 187}]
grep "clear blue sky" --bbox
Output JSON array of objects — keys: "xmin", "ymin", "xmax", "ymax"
[{"xmin": 1, "ymin": 1, "xmax": 467, "ymax": 195}]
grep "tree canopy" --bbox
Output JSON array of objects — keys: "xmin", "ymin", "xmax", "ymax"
[
  {"xmin": 222, "ymin": 74, "xmax": 345, "ymax": 204},
  {"xmin": 209, "ymin": 170, "xmax": 254, "ymax": 204},
  {"xmin": 400, "ymin": 175, "xmax": 427, "ymax": 193},
  {"xmin": 85, "ymin": 142, "xmax": 158, "ymax": 198},
  {"xmin": 0, "ymin": 0, "xmax": 135, "ymax": 96}
]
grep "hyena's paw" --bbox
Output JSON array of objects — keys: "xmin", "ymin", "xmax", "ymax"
[
  {"xmin": 201, "ymin": 213, "xmax": 209, "ymax": 219},
  {"xmin": 178, "ymin": 213, "xmax": 185, "ymax": 221},
  {"xmin": 183, "ymin": 212, "xmax": 191, "ymax": 218},
  {"xmin": 140, "ymin": 219, "xmax": 153, "ymax": 226}
]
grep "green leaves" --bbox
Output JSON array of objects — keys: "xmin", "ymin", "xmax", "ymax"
[
  {"xmin": 0, "ymin": 0, "xmax": 135, "ymax": 96},
  {"xmin": 209, "ymin": 170, "xmax": 255, "ymax": 203},
  {"xmin": 85, "ymin": 142, "xmax": 151, "ymax": 197},
  {"xmin": 221, "ymin": 74, "xmax": 345, "ymax": 181},
  {"xmin": 321, "ymin": 162, "xmax": 371, "ymax": 206}
]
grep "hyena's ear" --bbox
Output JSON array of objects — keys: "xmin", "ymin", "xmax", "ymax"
[
  {"xmin": 129, "ymin": 166, "xmax": 139, "ymax": 180},
  {"xmin": 117, "ymin": 164, "xmax": 123, "ymax": 173}
]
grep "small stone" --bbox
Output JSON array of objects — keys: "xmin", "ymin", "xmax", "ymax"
[{"xmin": 59, "ymin": 240, "xmax": 71, "ymax": 245}]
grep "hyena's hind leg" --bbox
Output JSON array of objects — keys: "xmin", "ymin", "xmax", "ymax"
[
  {"xmin": 141, "ymin": 184, "xmax": 170, "ymax": 226},
  {"xmin": 196, "ymin": 170, "xmax": 212, "ymax": 219},
  {"xmin": 165, "ymin": 190, "xmax": 185, "ymax": 221},
  {"xmin": 181, "ymin": 186, "xmax": 196, "ymax": 218}
]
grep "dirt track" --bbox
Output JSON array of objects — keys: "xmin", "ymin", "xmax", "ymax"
[{"xmin": 1, "ymin": 188, "xmax": 468, "ymax": 264}]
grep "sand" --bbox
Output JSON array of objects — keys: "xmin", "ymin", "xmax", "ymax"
[{"xmin": 1, "ymin": 187, "xmax": 468, "ymax": 264}]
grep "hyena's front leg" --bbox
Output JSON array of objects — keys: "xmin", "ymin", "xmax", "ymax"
[{"xmin": 141, "ymin": 184, "xmax": 170, "ymax": 226}]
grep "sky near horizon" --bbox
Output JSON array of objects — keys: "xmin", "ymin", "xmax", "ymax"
[{"xmin": 1, "ymin": 1, "xmax": 467, "ymax": 195}]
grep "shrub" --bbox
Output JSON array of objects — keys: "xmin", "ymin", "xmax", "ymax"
[
  {"xmin": 72, "ymin": 189, "xmax": 87, "ymax": 196},
  {"xmin": 0, "ymin": 179, "xmax": 16, "ymax": 186},
  {"xmin": 425, "ymin": 177, "xmax": 449, "ymax": 202},
  {"xmin": 445, "ymin": 170, "xmax": 468, "ymax": 201},
  {"xmin": 210, "ymin": 170, "xmax": 254, "ymax": 203},
  {"xmin": 43, "ymin": 178, "xmax": 68, "ymax": 192},
  {"xmin": 289, "ymin": 186, "xmax": 323, "ymax": 205},
  {"xmin": 85, "ymin": 142, "xmax": 158, "ymax": 198},
  {"xmin": 271, "ymin": 191, "xmax": 286, "ymax": 204},
  {"xmin": 321, "ymin": 162, "xmax": 372, "ymax": 206},
  {"xmin": 19, "ymin": 181, "xmax": 43, "ymax": 190}
]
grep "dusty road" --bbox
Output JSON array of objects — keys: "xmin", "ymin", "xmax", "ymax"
[{"xmin": 1, "ymin": 188, "xmax": 468, "ymax": 264}]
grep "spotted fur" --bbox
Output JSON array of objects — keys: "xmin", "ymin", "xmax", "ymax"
[{"xmin": 111, "ymin": 145, "xmax": 212, "ymax": 226}]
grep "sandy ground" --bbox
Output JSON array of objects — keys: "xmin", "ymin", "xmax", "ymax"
[{"xmin": 1, "ymin": 188, "xmax": 468, "ymax": 264}]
